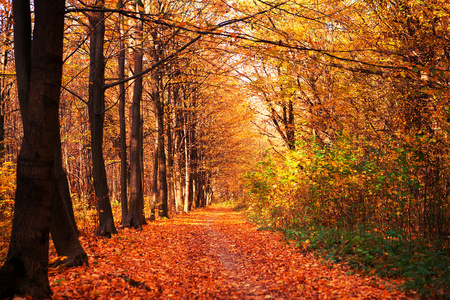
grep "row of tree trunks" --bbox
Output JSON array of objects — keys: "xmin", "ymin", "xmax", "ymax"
[{"xmin": 0, "ymin": 1, "xmax": 227, "ymax": 297}]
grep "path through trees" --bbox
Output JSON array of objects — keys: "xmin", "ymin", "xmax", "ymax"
[{"xmin": 48, "ymin": 206, "xmax": 410, "ymax": 299}]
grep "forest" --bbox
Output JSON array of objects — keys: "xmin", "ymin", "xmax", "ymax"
[{"xmin": 0, "ymin": 0, "xmax": 449, "ymax": 298}]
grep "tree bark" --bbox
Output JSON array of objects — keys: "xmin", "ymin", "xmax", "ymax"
[
  {"xmin": 117, "ymin": 0, "xmax": 128, "ymax": 226},
  {"xmin": 151, "ymin": 139, "xmax": 159, "ymax": 219},
  {"xmin": 88, "ymin": 1, "xmax": 117, "ymax": 237},
  {"xmin": 284, "ymin": 99, "xmax": 295, "ymax": 150},
  {"xmin": 166, "ymin": 90, "xmax": 175, "ymax": 215},
  {"xmin": 190, "ymin": 106, "xmax": 198, "ymax": 210},
  {"xmin": 125, "ymin": 0, "xmax": 146, "ymax": 228},
  {"xmin": 0, "ymin": 0, "xmax": 64, "ymax": 298},
  {"xmin": 183, "ymin": 111, "xmax": 190, "ymax": 213},
  {"xmin": 156, "ymin": 94, "xmax": 169, "ymax": 217},
  {"xmin": 51, "ymin": 125, "xmax": 88, "ymax": 267},
  {"xmin": 172, "ymin": 83, "xmax": 183, "ymax": 213},
  {"xmin": 150, "ymin": 28, "xmax": 168, "ymax": 218}
]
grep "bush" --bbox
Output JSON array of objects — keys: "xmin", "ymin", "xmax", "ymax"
[
  {"xmin": 240, "ymin": 132, "xmax": 450, "ymax": 297},
  {"xmin": 0, "ymin": 161, "xmax": 16, "ymax": 262}
]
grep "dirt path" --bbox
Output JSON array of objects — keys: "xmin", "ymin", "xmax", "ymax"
[{"xmin": 50, "ymin": 206, "xmax": 409, "ymax": 299}]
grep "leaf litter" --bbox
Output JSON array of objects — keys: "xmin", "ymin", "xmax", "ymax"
[{"xmin": 49, "ymin": 206, "xmax": 413, "ymax": 299}]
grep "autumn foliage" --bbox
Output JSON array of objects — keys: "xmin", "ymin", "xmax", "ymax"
[
  {"xmin": 0, "ymin": 0, "xmax": 449, "ymax": 298},
  {"xmin": 45, "ymin": 206, "xmax": 408, "ymax": 299},
  {"xmin": 238, "ymin": 0, "xmax": 450, "ymax": 296}
]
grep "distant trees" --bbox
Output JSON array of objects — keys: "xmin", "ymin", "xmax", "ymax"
[
  {"xmin": 0, "ymin": 8, "xmax": 13, "ymax": 163},
  {"xmin": 0, "ymin": 0, "xmax": 284, "ymax": 297},
  {"xmin": 57, "ymin": 0, "xmax": 259, "ymax": 226}
]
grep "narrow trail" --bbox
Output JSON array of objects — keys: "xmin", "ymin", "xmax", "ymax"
[{"xmin": 50, "ymin": 206, "xmax": 409, "ymax": 299}]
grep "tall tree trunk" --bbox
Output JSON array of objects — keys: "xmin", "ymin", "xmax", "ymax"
[
  {"xmin": 51, "ymin": 125, "xmax": 88, "ymax": 267},
  {"xmin": 167, "ymin": 121, "xmax": 175, "ymax": 214},
  {"xmin": 151, "ymin": 139, "xmax": 159, "ymax": 219},
  {"xmin": 183, "ymin": 111, "xmax": 190, "ymax": 213},
  {"xmin": 125, "ymin": 0, "xmax": 146, "ymax": 228},
  {"xmin": 150, "ymin": 28, "xmax": 168, "ymax": 218},
  {"xmin": 117, "ymin": 0, "xmax": 128, "ymax": 226},
  {"xmin": 156, "ymin": 93, "xmax": 168, "ymax": 217},
  {"xmin": 88, "ymin": 1, "xmax": 117, "ymax": 237},
  {"xmin": 0, "ymin": 0, "xmax": 64, "ymax": 297},
  {"xmin": 173, "ymin": 84, "xmax": 183, "ymax": 212},
  {"xmin": 190, "ymin": 109, "xmax": 198, "ymax": 210},
  {"xmin": 166, "ymin": 86, "xmax": 175, "ymax": 214}
]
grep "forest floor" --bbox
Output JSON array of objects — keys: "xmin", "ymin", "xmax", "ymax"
[{"xmin": 48, "ymin": 205, "xmax": 414, "ymax": 299}]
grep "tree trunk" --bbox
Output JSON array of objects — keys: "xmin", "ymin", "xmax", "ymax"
[
  {"xmin": 88, "ymin": 1, "xmax": 117, "ymax": 237},
  {"xmin": 166, "ymin": 86, "xmax": 175, "ymax": 215},
  {"xmin": 155, "ymin": 89, "xmax": 168, "ymax": 217},
  {"xmin": 117, "ymin": 0, "xmax": 128, "ymax": 226},
  {"xmin": 151, "ymin": 139, "xmax": 159, "ymax": 219},
  {"xmin": 183, "ymin": 112, "xmax": 190, "ymax": 213},
  {"xmin": 125, "ymin": 0, "xmax": 146, "ymax": 228},
  {"xmin": 167, "ymin": 121, "xmax": 175, "ymax": 214},
  {"xmin": 190, "ymin": 110, "xmax": 198, "ymax": 210},
  {"xmin": 0, "ymin": 0, "xmax": 65, "ymax": 298},
  {"xmin": 173, "ymin": 84, "xmax": 184, "ymax": 212},
  {"xmin": 284, "ymin": 99, "xmax": 295, "ymax": 150},
  {"xmin": 51, "ymin": 125, "xmax": 88, "ymax": 267},
  {"xmin": 150, "ymin": 28, "xmax": 168, "ymax": 218}
]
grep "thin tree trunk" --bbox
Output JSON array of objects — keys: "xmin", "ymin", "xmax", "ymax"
[
  {"xmin": 151, "ymin": 138, "xmax": 159, "ymax": 219},
  {"xmin": 173, "ymin": 85, "xmax": 183, "ymax": 212},
  {"xmin": 117, "ymin": 0, "xmax": 128, "ymax": 225},
  {"xmin": 156, "ymin": 97, "xmax": 168, "ymax": 217},
  {"xmin": 150, "ymin": 28, "xmax": 168, "ymax": 218},
  {"xmin": 167, "ymin": 87, "xmax": 175, "ymax": 215},
  {"xmin": 88, "ymin": 1, "xmax": 116, "ymax": 237},
  {"xmin": 285, "ymin": 99, "xmax": 295, "ymax": 150},
  {"xmin": 183, "ymin": 112, "xmax": 190, "ymax": 213},
  {"xmin": 190, "ymin": 111, "xmax": 198, "ymax": 210}
]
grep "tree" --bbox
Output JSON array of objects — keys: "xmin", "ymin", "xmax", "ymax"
[
  {"xmin": 0, "ymin": 0, "xmax": 65, "ymax": 297},
  {"xmin": 50, "ymin": 124, "xmax": 88, "ymax": 267},
  {"xmin": 87, "ymin": 0, "xmax": 117, "ymax": 237},
  {"xmin": 124, "ymin": 0, "xmax": 146, "ymax": 228},
  {"xmin": 117, "ymin": 0, "xmax": 128, "ymax": 226}
]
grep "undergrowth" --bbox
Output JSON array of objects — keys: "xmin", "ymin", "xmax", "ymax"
[
  {"xmin": 282, "ymin": 223, "xmax": 450, "ymax": 298},
  {"xmin": 240, "ymin": 133, "xmax": 450, "ymax": 298}
]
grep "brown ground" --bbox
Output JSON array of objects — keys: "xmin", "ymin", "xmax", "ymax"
[{"xmin": 49, "ymin": 205, "xmax": 411, "ymax": 299}]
